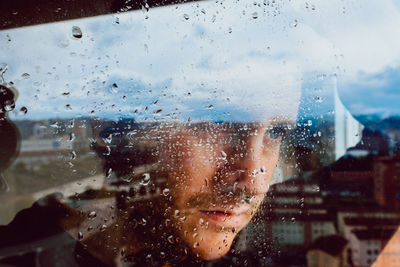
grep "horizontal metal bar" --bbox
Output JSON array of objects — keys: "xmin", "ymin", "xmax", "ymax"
[{"xmin": 0, "ymin": 0, "xmax": 200, "ymax": 30}]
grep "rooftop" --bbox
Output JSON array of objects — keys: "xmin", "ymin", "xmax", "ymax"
[
  {"xmin": 352, "ymin": 229, "xmax": 396, "ymax": 240},
  {"xmin": 308, "ymin": 235, "xmax": 348, "ymax": 257}
]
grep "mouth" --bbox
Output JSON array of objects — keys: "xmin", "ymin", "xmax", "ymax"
[{"xmin": 198, "ymin": 209, "xmax": 248, "ymax": 227}]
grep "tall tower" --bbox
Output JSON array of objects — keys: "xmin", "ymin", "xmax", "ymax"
[{"xmin": 334, "ymin": 77, "xmax": 364, "ymax": 160}]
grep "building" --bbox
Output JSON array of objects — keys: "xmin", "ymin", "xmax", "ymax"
[
  {"xmin": 336, "ymin": 206, "xmax": 400, "ymax": 234},
  {"xmin": 335, "ymin": 209, "xmax": 400, "ymax": 267},
  {"xmin": 245, "ymin": 179, "xmax": 337, "ymax": 257},
  {"xmin": 348, "ymin": 228, "xmax": 395, "ymax": 267},
  {"xmin": 307, "ymin": 235, "xmax": 349, "ymax": 267},
  {"xmin": 374, "ymin": 154, "xmax": 400, "ymax": 209},
  {"xmin": 15, "ymin": 138, "xmax": 73, "ymax": 168}
]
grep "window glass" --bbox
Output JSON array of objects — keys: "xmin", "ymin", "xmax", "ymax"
[{"xmin": 1, "ymin": 0, "xmax": 400, "ymax": 266}]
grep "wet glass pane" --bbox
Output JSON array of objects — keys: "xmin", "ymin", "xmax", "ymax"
[{"xmin": 1, "ymin": 0, "xmax": 400, "ymax": 266}]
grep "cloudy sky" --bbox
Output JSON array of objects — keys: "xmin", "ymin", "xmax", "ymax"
[{"xmin": 1, "ymin": 0, "xmax": 400, "ymax": 122}]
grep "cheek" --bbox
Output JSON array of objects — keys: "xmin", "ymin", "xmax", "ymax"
[{"xmin": 167, "ymin": 142, "xmax": 217, "ymax": 187}]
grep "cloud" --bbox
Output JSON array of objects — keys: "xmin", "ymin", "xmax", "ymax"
[
  {"xmin": 1, "ymin": 0, "xmax": 400, "ymax": 120},
  {"xmin": 338, "ymin": 66, "xmax": 400, "ymax": 116}
]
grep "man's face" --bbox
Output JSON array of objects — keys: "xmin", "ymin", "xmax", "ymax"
[{"xmin": 158, "ymin": 121, "xmax": 284, "ymax": 259}]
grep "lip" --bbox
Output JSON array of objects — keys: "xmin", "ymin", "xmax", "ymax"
[{"xmin": 198, "ymin": 209, "xmax": 248, "ymax": 227}]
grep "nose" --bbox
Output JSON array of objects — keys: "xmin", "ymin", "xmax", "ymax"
[{"xmin": 214, "ymin": 127, "xmax": 281, "ymax": 196}]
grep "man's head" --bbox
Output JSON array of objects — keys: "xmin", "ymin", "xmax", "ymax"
[
  {"xmin": 156, "ymin": 121, "xmax": 288, "ymax": 259},
  {"xmin": 95, "ymin": 61, "xmax": 302, "ymax": 261}
]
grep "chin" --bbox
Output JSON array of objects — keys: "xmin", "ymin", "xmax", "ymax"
[
  {"xmin": 191, "ymin": 231, "xmax": 236, "ymax": 260},
  {"xmin": 195, "ymin": 244, "xmax": 232, "ymax": 260}
]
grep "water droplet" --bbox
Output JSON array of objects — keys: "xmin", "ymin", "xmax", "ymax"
[
  {"xmin": 71, "ymin": 151, "xmax": 77, "ymax": 160},
  {"xmin": 69, "ymin": 132, "xmax": 76, "ymax": 142},
  {"xmin": 160, "ymin": 251, "xmax": 166, "ymax": 258},
  {"xmin": 88, "ymin": 211, "xmax": 96, "ymax": 219},
  {"xmin": 102, "ymin": 133, "xmax": 112, "ymax": 144},
  {"xmin": 65, "ymin": 104, "xmax": 72, "ymax": 110},
  {"xmin": 174, "ymin": 209, "xmax": 180, "ymax": 217},
  {"xmin": 260, "ymin": 166, "xmax": 266, "ymax": 174},
  {"xmin": 121, "ymin": 247, "xmax": 126, "ymax": 257},
  {"xmin": 315, "ymin": 96, "xmax": 323, "ymax": 103},
  {"xmin": 252, "ymin": 12, "xmax": 258, "ymax": 19},
  {"xmin": 19, "ymin": 106, "xmax": 28, "ymax": 115},
  {"xmin": 232, "ymin": 227, "xmax": 236, "ymax": 233},
  {"xmin": 193, "ymin": 242, "xmax": 199, "ymax": 248},
  {"xmin": 162, "ymin": 188, "xmax": 170, "ymax": 196},
  {"xmin": 100, "ymin": 224, "xmax": 107, "ymax": 231},
  {"xmin": 78, "ymin": 232, "xmax": 83, "ymax": 239},
  {"xmin": 244, "ymin": 196, "xmax": 255, "ymax": 204},
  {"xmin": 140, "ymin": 173, "xmax": 151, "ymax": 186},
  {"xmin": 0, "ymin": 63, "xmax": 8, "ymax": 81},
  {"xmin": 221, "ymin": 151, "xmax": 227, "ymax": 159},
  {"xmin": 103, "ymin": 146, "xmax": 111, "ymax": 156},
  {"xmin": 291, "ymin": 19, "xmax": 298, "ymax": 28},
  {"xmin": 183, "ymin": 14, "xmax": 190, "ymax": 20},
  {"xmin": 307, "ymin": 120, "xmax": 312, "ymax": 126},
  {"xmin": 21, "ymin": 73, "xmax": 30, "ymax": 79},
  {"xmin": 72, "ymin": 26, "xmax": 83, "ymax": 39},
  {"xmin": 167, "ymin": 235, "xmax": 174, "ymax": 244},
  {"xmin": 106, "ymin": 168, "xmax": 112, "ymax": 178},
  {"xmin": 291, "ymin": 217, "xmax": 296, "ymax": 223}
]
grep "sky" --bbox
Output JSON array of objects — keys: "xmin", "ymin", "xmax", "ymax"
[{"xmin": 1, "ymin": 0, "xmax": 400, "ymax": 122}]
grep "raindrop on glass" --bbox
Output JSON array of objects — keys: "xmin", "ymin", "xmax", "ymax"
[
  {"xmin": 69, "ymin": 132, "xmax": 76, "ymax": 142},
  {"xmin": 72, "ymin": 26, "xmax": 83, "ymax": 39},
  {"xmin": 315, "ymin": 96, "xmax": 323, "ymax": 103},
  {"xmin": 167, "ymin": 235, "xmax": 174, "ymax": 244},
  {"xmin": 21, "ymin": 73, "xmax": 30, "ymax": 79},
  {"xmin": 19, "ymin": 106, "xmax": 28, "ymax": 115},
  {"xmin": 174, "ymin": 209, "xmax": 180, "ymax": 217},
  {"xmin": 162, "ymin": 188, "xmax": 170, "ymax": 196},
  {"xmin": 260, "ymin": 166, "xmax": 266, "ymax": 174},
  {"xmin": 140, "ymin": 173, "xmax": 151, "ymax": 186},
  {"xmin": 88, "ymin": 211, "xmax": 96, "ymax": 219},
  {"xmin": 221, "ymin": 151, "xmax": 227, "ymax": 159}
]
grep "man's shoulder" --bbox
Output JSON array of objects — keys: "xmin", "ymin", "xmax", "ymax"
[
  {"xmin": 0, "ymin": 193, "xmax": 68, "ymax": 244},
  {"xmin": 0, "ymin": 193, "xmax": 85, "ymax": 266}
]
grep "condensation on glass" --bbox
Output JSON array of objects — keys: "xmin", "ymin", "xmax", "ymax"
[{"xmin": 1, "ymin": 0, "xmax": 400, "ymax": 266}]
